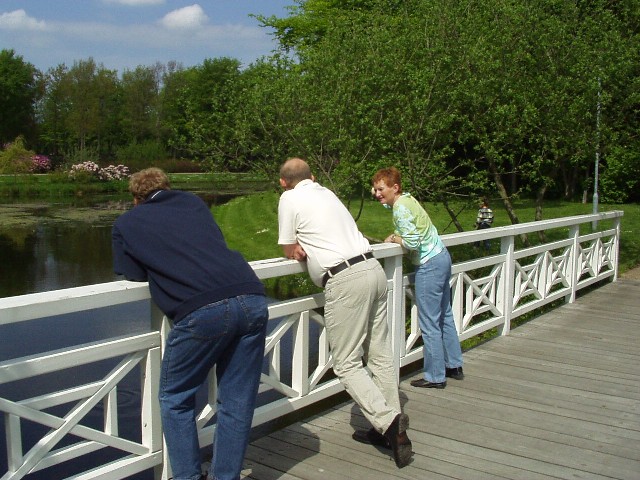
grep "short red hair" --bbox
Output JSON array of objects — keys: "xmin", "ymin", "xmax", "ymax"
[{"xmin": 372, "ymin": 167, "xmax": 402, "ymax": 194}]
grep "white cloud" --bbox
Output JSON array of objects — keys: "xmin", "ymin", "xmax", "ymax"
[
  {"xmin": 0, "ymin": 10, "xmax": 47, "ymax": 31},
  {"xmin": 103, "ymin": 0, "xmax": 165, "ymax": 5},
  {"xmin": 1, "ymin": 5, "xmax": 276, "ymax": 73},
  {"xmin": 160, "ymin": 4, "xmax": 208, "ymax": 30}
]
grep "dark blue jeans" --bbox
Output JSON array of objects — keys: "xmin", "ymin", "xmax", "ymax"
[{"xmin": 159, "ymin": 294, "xmax": 268, "ymax": 480}]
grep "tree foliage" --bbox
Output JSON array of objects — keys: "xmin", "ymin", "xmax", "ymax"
[
  {"xmin": 0, "ymin": 50, "xmax": 38, "ymax": 145},
  {"xmin": 3, "ymin": 0, "xmax": 639, "ymax": 212},
  {"xmin": 255, "ymin": 0, "xmax": 639, "ymax": 212}
]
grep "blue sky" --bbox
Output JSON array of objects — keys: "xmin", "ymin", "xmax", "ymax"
[{"xmin": 0, "ymin": 0, "xmax": 295, "ymax": 74}]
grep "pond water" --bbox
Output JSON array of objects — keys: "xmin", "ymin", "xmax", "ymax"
[
  {"xmin": 1, "ymin": 222, "xmax": 117, "ymax": 297},
  {"xmin": 0, "ymin": 191, "xmax": 237, "ymax": 298},
  {"xmin": 0, "ymin": 195, "xmax": 127, "ymax": 298}
]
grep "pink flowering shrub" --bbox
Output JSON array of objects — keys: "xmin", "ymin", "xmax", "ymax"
[{"xmin": 30, "ymin": 154, "xmax": 52, "ymax": 173}]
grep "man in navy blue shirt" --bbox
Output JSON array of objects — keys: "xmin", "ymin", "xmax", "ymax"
[{"xmin": 112, "ymin": 168, "xmax": 268, "ymax": 480}]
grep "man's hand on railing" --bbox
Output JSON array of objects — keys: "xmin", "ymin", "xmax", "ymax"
[{"xmin": 289, "ymin": 243, "xmax": 307, "ymax": 261}]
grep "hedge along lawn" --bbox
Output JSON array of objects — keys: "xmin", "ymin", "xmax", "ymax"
[
  {"xmin": 0, "ymin": 173, "xmax": 130, "ymax": 197},
  {"xmin": 0, "ymin": 172, "xmax": 273, "ymax": 199}
]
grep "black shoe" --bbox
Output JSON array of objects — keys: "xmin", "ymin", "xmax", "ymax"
[
  {"xmin": 446, "ymin": 367, "xmax": 464, "ymax": 380},
  {"xmin": 410, "ymin": 378, "xmax": 446, "ymax": 389},
  {"xmin": 384, "ymin": 413, "xmax": 413, "ymax": 468},
  {"xmin": 352, "ymin": 427, "xmax": 391, "ymax": 449}
]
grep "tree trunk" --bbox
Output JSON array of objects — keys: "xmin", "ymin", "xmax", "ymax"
[
  {"xmin": 582, "ymin": 163, "xmax": 591, "ymax": 204},
  {"xmin": 535, "ymin": 183, "xmax": 547, "ymax": 242},
  {"xmin": 488, "ymin": 157, "xmax": 529, "ymax": 246},
  {"xmin": 353, "ymin": 188, "xmax": 365, "ymax": 223},
  {"xmin": 441, "ymin": 198, "xmax": 464, "ymax": 232}
]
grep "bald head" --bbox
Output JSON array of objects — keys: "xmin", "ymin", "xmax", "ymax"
[{"xmin": 279, "ymin": 157, "xmax": 313, "ymax": 189}]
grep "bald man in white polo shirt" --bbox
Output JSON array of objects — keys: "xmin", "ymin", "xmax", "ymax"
[{"xmin": 277, "ymin": 157, "xmax": 413, "ymax": 469}]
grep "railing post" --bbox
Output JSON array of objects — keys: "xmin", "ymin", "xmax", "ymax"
[
  {"xmin": 498, "ymin": 235, "xmax": 515, "ymax": 336},
  {"xmin": 292, "ymin": 311, "xmax": 310, "ymax": 396},
  {"xmin": 382, "ymin": 248, "xmax": 405, "ymax": 381},
  {"xmin": 150, "ymin": 302, "xmax": 171, "ymax": 480},
  {"xmin": 613, "ymin": 217, "xmax": 621, "ymax": 281},
  {"xmin": 141, "ymin": 344, "xmax": 162, "ymax": 473},
  {"xmin": 5, "ymin": 413, "xmax": 22, "ymax": 472},
  {"xmin": 567, "ymin": 225, "xmax": 580, "ymax": 303},
  {"xmin": 451, "ymin": 271, "xmax": 464, "ymax": 335}
]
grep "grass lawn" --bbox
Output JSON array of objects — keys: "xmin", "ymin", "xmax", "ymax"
[{"xmin": 214, "ymin": 191, "xmax": 639, "ymax": 274}]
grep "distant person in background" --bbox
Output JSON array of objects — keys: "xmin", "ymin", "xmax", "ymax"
[
  {"xmin": 112, "ymin": 167, "xmax": 268, "ymax": 480},
  {"xmin": 475, "ymin": 197, "xmax": 494, "ymax": 250},
  {"xmin": 372, "ymin": 167, "xmax": 464, "ymax": 390}
]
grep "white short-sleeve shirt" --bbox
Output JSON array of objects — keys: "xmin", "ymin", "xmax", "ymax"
[{"xmin": 278, "ymin": 179, "xmax": 371, "ymax": 287}]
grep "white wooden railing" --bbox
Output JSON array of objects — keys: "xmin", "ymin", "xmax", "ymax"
[{"xmin": 0, "ymin": 211, "xmax": 623, "ymax": 479}]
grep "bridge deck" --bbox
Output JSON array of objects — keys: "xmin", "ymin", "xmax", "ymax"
[{"xmin": 242, "ymin": 277, "xmax": 640, "ymax": 479}]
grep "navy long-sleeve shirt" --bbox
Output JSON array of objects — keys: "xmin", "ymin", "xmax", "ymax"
[{"xmin": 112, "ymin": 189, "xmax": 264, "ymax": 322}]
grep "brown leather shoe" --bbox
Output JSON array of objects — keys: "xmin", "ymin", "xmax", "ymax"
[
  {"xmin": 352, "ymin": 427, "xmax": 390, "ymax": 449},
  {"xmin": 410, "ymin": 378, "xmax": 446, "ymax": 388},
  {"xmin": 384, "ymin": 413, "xmax": 413, "ymax": 468}
]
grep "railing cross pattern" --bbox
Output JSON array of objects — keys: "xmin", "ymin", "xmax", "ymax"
[
  {"xmin": 1, "ymin": 353, "xmax": 147, "ymax": 480},
  {"xmin": 0, "ymin": 211, "xmax": 623, "ymax": 480}
]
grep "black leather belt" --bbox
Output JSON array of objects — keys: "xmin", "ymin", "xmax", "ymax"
[{"xmin": 322, "ymin": 251, "xmax": 374, "ymax": 287}]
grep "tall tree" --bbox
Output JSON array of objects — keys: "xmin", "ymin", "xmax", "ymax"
[
  {"xmin": 166, "ymin": 58, "xmax": 245, "ymax": 169},
  {"xmin": 120, "ymin": 64, "xmax": 162, "ymax": 143},
  {"xmin": 0, "ymin": 49, "xmax": 38, "ymax": 145},
  {"xmin": 60, "ymin": 59, "xmax": 119, "ymax": 157},
  {"xmin": 38, "ymin": 64, "xmax": 72, "ymax": 157},
  {"xmin": 254, "ymin": 0, "xmax": 639, "ymax": 221},
  {"xmin": 257, "ymin": 1, "xmax": 481, "ymax": 213}
]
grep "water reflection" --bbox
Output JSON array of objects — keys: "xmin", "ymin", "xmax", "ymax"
[
  {"xmin": 0, "ymin": 223, "xmax": 118, "ymax": 298},
  {"xmin": 0, "ymin": 192, "xmax": 239, "ymax": 299}
]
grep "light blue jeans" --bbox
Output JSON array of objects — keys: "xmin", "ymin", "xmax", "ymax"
[
  {"xmin": 415, "ymin": 248, "xmax": 463, "ymax": 383},
  {"xmin": 159, "ymin": 294, "xmax": 268, "ymax": 480}
]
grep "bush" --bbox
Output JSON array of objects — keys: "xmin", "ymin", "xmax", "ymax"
[
  {"xmin": 68, "ymin": 161, "xmax": 101, "ymax": 181},
  {"xmin": 30, "ymin": 154, "xmax": 52, "ymax": 173},
  {"xmin": 0, "ymin": 137, "xmax": 33, "ymax": 174},
  {"xmin": 600, "ymin": 146, "xmax": 640, "ymax": 203},
  {"xmin": 98, "ymin": 164, "xmax": 130, "ymax": 181},
  {"xmin": 68, "ymin": 161, "xmax": 130, "ymax": 182},
  {"xmin": 115, "ymin": 140, "xmax": 167, "ymax": 170}
]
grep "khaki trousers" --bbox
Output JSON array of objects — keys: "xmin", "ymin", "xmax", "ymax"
[{"xmin": 323, "ymin": 258, "xmax": 401, "ymax": 433}]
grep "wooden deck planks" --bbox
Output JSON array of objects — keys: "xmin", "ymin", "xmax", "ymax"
[{"xmin": 244, "ymin": 278, "xmax": 640, "ymax": 479}]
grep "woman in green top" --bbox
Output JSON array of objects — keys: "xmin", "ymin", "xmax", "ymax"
[{"xmin": 372, "ymin": 167, "xmax": 464, "ymax": 388}]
